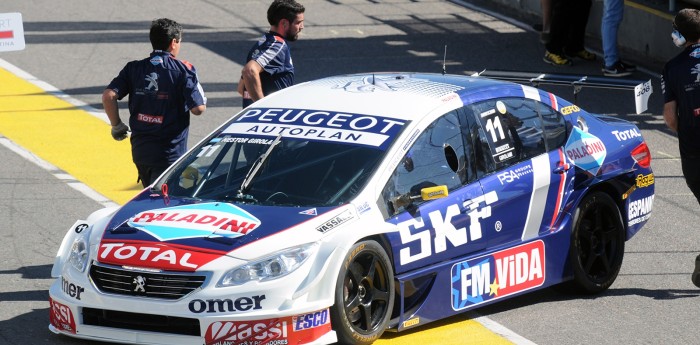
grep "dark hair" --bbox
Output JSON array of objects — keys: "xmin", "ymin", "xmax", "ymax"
[
  {"xmin": 267, "ymin": 0, "xmax": 305, "ymax": 26},
  {"xmin": 675, "ymin": 9, "xmax": 700, "ymax": 43},
  {"xmin": 149, "ymin": 18, "xmax": 183, "ymax": 51}
]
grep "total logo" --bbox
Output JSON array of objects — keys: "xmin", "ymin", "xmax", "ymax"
[
  {"xmin": 128, "ymin": 202, "xmax": 261, "ymax": 241},
  {"xmin": 450, "ymin": 240, "xmax": 545, "ymax": 310},
  {"xmin": 98, "ymin": 241, "xmax": 224, "ymax": 271},
  {"xmin": 397, "ymin": 191, "xmax": 498, "ymax": 265}
]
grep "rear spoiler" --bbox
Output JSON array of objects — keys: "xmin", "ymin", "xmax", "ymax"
[{"xmin": 473, "ymin": 70, "xmax": 652, "ymax": 114}]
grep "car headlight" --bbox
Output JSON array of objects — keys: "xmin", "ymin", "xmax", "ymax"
[
  {"xmin": 219, "ymin": 243, "xmax": 318, "ymax": 287},
  {"xmin": 68, "ymin": 237, "xmax": 89, "ymax": 272}
]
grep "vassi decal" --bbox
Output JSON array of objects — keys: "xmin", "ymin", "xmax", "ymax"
[
  {"xmin": 565, "ymin": 127, "xmax": 607, "ymax": 175},
  {"xmin": 451, "ymin": 240, "xmax": 545, "ymax": 311},
  {"xmin": 224, "ymin": 108, "xmax": 406, "ymax": 150},
  {"xmin": 128, "ymin": 203, "xmax": 260, "ymax": 241}
]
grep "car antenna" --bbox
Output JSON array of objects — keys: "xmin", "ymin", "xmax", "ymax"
[{"xmin": 442, "ymin": 45, "xmax": 447, "ymax": 75}]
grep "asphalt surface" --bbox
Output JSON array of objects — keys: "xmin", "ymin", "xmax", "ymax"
[{"xmin": 1, "ymin": 0, "xmax": 699, "ymax": 344}]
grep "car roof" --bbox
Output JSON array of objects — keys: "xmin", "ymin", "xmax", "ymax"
[{"xmin": 252, "ymin": 72, "xmax": 514, "ymax": 122}]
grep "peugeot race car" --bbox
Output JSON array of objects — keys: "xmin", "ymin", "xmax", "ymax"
[{"xmin": 49, "ymin": 72, "xmax": 655, "ymax": 345}]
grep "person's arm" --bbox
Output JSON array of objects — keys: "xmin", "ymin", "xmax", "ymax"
[
  {"xmin": 190, "ymin": 104, "xmax": 206, "ymax": 115},
  {"xmin": 237, "ymin": 75, "xmax": 245, "ymax": 96},
  {"xmin": 242, "ymin": 60, "xmax": 265, "ymax": 101},
  {"xmin": 663, "ymin": 100, "xmax": 679, "ymax": 133},
  {"xmin": 102, "ymin": 89, "xmax": 122, "ymax": 126},
  {"xmin": 102, "ymin": 88, "xmax": 129, "ymax": 140}
]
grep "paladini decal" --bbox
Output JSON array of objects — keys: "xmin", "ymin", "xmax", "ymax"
[{"xmin": 128, "ymin": 203, "xmax": 261, "ymax": 241}]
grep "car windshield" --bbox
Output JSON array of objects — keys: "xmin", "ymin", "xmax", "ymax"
[{"xmin": 156, "ymin": 134, "xmax": 386, "ymax": 207}]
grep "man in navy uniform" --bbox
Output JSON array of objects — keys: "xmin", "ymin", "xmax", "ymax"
[
  {"xmin": 661, "ymin": 8, "xmax": 700, "ymax": 287},
  {"xmin": 103, "ymin": 18, "xmax": 206, "ymax": 188},
  {"xmin": 238, "ymin": 0, "xmax": 305, "ymax": 108}
]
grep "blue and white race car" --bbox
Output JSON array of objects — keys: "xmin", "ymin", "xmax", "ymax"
[{"xmin": 49, "ymin": 72, "xmax": 655, "ymax": 345}]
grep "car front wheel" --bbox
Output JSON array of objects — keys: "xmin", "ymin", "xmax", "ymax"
[
  {"xmin": 331, "ymin": 240, "xmax": 394, "ymax": 345},
  {"xmin": 570, "ymin": 191, "xmax": 625, "ymax": 294}
]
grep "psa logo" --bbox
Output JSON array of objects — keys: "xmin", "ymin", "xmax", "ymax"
[
  {"xmin": 450, "ymin": 240, "xmax": 545, "ymax": 311},
  {"xmin": 397, "ymin": 191, "xmax": 498, "ymax": 265}
]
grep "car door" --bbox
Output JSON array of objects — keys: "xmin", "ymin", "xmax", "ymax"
[
  {"xmin": 463, "ymin": 97, "xmax": 572, "ymax": 249},
  {"xmin": 382, "ymin": 110, "xmax": 487, "ymax": 275}
]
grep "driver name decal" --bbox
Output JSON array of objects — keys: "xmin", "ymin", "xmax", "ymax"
[
  {"xmin": 224, "ymin": 108, "xmax": 406, "ymax": 150},
  {"xmin": 128, "ymin": 202, "xmax": 261, "ymax": 241},
  {"xmin": 451, "ymin": 240, "xmax": 545, "ymax": 311}
]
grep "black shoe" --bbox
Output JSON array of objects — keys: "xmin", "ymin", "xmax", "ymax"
[
  {"xmin": 619, "ymin": 60, "xmax": 636, "ymax": 71},
  {"xmin": 602, "ymin": 61, "xmax": 632, "ymax": 77},
  {"xmin": 692, "ymin": 254, "xmax": 700, "ymax": 288}
]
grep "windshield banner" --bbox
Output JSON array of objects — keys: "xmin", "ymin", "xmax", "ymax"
[{"xmin": 224, "ymin": 108, "xmax": 407, "ymax": 150}]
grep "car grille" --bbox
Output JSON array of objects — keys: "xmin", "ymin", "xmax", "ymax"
[
  {"xmin": 89, "ymin": 263, "xmax": 206, "ymax": 300},
  {"xmin": 82, "ymin": 308, "xmax": 201, "ymax": 336}
]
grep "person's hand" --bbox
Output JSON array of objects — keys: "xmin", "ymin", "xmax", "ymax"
[{"xmin": 111, "ymin": 122, "xmax": 129, "ymax": 141}]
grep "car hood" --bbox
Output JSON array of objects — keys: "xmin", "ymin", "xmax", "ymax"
[{"xmin": 98, "ymin": 193, "xmax": 338, "ymax": 271}]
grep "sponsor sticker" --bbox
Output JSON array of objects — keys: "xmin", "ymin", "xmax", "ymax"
[
  {"xmin": 128, "ymin": 202, "xmax": 261, "ymax": 241},
  {"xmin": 224, "ymin": 108, "xmax": 406, "ymax": 150},
  {"xmin": 316, "ymin": 209, "xmax": 354, "ymax": 233},
  {"xmin": 98, "ymin": 241, "xmax": 224, "ymax": 271},
  {"xmin": 204, "ymin": 309, "xmax": 331, "ymax": 345},
  {"xmin": 628, "ymin": 195, "xmax": 654, "ymax": 226},
  {"xmin": 49, "ymin": 297, "xmax": 76, "ymax": 334},
  {"xmin": 451, "ymin": 240, "xmax": 545, "ymax": 311},
  {"xmin": 564, "ymin": 127, "xmax": 607, "ymax": 175}
]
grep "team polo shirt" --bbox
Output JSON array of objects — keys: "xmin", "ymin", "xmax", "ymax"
[
  {"xmin": 662, "ymin": 43, "xmax": 700, "ymax": 157},
  {"xmin": 107, "ymin": 50, "xmax": 206, "ymax": 165},
  {"xmin": 243, "ymin": 31, "xmax": 295, "ymax": 107}
]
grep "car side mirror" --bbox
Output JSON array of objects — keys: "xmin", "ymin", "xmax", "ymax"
[{"xmin": 388, "ymin": 185, "xmax": 449, "ymax": 215}]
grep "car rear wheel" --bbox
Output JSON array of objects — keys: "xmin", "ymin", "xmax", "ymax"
[
  {"xmin": 570, "ymin": 191, "xmax": 625, "ymax": 294},
  {"xmin": 331, "ymin": 240, "xmax": 394, "ymax": 345}
]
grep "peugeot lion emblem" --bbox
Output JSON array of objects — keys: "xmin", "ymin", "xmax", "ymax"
[{"xmin": 133, "ymin": 276, "xmax": 147, "ymax": 293}]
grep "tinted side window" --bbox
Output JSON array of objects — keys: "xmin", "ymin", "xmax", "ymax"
[
  {"xmin": 382, "ymin": 111, "xmax": 467, "ymax": 213},
  {"xmin": 537, "ymin": 102, "xmax": 568, "ymax": 150},
  {"xmin": 467, "ymin": 98, "xmax": 546, "ymax": 170}
]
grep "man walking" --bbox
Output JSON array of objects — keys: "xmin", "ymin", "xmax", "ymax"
[
  {"xmin": 103, "ymin": 18, "xmax": 207, "ymax": 188},
  {"xmin": 238, "ymin": 0, "xmax": 305, "ymax": 107}
]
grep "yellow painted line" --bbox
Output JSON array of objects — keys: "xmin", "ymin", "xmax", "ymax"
[
  {"xmin": 626, "ymin": 1, "xmax": 674, "ymax": 21},
  {"xmin": 0, "ymin": 61, "xmax": 522, "ymax": 345},
  {"xmin": 0, "ymin": 65, "xmax": 142, "ymax": 205}
]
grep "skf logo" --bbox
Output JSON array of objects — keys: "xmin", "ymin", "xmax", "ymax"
[
  {"xmin": 397, "ymin": 191, "xmax": 498, "ymax": 265},
  {"xmin": 560, "ymin": 105, "xmax": 580, "ymax": 115},
  {"xmin": 451, "ymin": 240, "xmax": 545, "ymax": 311},
  {"xmin": 636, "ymin": 173, "xmax": 654, "ymax": 188}
]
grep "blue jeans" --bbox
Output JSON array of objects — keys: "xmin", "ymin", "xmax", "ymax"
[{"xmin": 601, "ymin": 0, "xmax": 624, "ymax": 67}]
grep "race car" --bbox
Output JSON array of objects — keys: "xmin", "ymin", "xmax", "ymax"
[{"xmin": 49, "ymin": 71, "xmax": 655, "ymax": 345}]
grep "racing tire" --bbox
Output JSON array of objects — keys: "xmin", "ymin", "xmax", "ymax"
[
  {"xmin": 331, "ymin": 240, "xmax": 395, "ymax": 345},
  {"xmin": 570, "ymin": 191, "xmax": 625, "ymax": 294}
]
